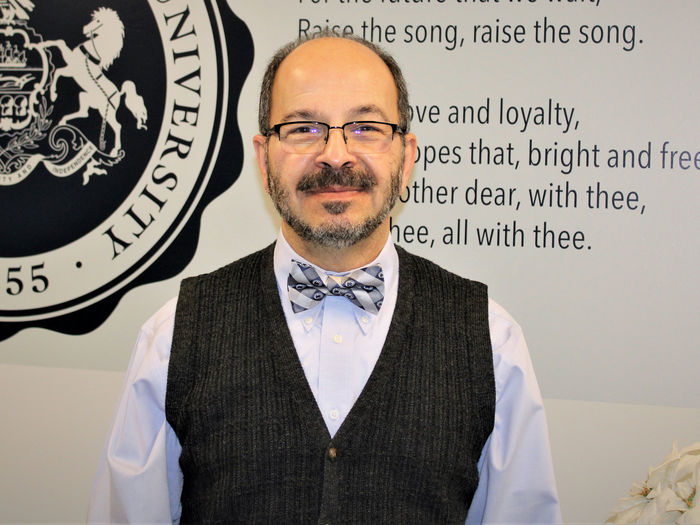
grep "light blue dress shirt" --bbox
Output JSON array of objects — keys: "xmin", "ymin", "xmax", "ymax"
[
  {"xmin": 276, "ymin": 233, "xmax": 399, "ymax": 438},
  {"xmin": 87, "ymin": 231, "xmax": 561, "ymax": 524}
]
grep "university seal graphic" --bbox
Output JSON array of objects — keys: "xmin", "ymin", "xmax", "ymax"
[{"xmin": 0, "ymin": 0, "xmax": 253, "ymax": 340}]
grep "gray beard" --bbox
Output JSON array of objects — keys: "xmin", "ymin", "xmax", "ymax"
[{"xmin": 268, "ymin": 164, "xmax": 403, "ymax": 249}]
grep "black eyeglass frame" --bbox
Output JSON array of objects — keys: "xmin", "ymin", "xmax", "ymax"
[{"xmin": 264, "ymin": 120, "xmax": 405, "ymax": 144}]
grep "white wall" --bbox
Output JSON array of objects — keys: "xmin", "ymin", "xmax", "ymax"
[{"xmin": 1, "ymin": 1, "xmax": 698, "ymax": 522}]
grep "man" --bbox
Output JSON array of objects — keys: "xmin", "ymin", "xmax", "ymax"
[{"xmin": 88, "ymin": 34, "xmax": 561, "ymax": 523}]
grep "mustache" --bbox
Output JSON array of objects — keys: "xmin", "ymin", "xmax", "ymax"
[{"xmin": 296, "ymin": 167, "xmax": 377, "ymax": 192}]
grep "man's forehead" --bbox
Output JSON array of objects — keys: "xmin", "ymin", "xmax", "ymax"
[{"xmin": 278, "ymin": 104, "xmax": 392, "ymax": 125}]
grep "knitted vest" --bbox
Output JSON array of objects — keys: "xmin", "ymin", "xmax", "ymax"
[{"xmin": 166, "ymin": 244, "xmax": 495, "ymax": 524}]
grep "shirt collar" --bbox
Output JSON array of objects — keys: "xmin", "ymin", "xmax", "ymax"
[{"xmin": 273, "ymin": 229, "xmax": 399, "ymax": 327}]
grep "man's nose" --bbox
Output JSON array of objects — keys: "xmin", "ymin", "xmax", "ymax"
[{"xmin": 315, "ymin": 128, "xmax": 356, "ymax": 169}]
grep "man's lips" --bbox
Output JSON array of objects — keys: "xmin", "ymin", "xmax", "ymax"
[{"xmin": 304, "ymin": 185, "xmax": 366, "ymax": 195}]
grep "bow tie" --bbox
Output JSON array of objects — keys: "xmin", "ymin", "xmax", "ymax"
[{"xmin": 287, "ymin": 260, "xmax": 384, "ymax": 314}]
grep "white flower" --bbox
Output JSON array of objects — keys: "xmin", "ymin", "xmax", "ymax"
[
  {"xmin": 677, "ymin": 503, "xmax": 700, "ymax": 525},
  {"xmin": 608, "ymin": 492, "xmax": 651, "ymax": 524},
  {"xmin": 607, "ymin": 442, "xmax": 700, "ymax": 524}
]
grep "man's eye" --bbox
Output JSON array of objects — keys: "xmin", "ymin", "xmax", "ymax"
[
  {"xmin": 288, "ymin": 125, "xmax": 320, "ymax": 135},
  {"xmin": 351, "ymin": 124, "xmax": 383, "ymax": 134}
]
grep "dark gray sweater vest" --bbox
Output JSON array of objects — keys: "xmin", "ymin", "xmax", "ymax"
[{"xmin": 166, "ymin": 244, "xmax": 495, "ymax": 524}]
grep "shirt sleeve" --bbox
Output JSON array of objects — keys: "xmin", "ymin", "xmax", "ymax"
[
  {"xmin": 465, "ymin": 299, "xmax": 562, "ymax": 524},
  {"xmin": 87, "ymin": 298, "xmax": 183, "ymax": 524}
]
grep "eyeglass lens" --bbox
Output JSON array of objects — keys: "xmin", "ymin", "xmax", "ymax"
[{"xmin": 277, "ymin": 122, "xmax": 395, "ymax": 154}]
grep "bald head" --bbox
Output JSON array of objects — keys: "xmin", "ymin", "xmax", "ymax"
[
  {"xmin": 270, "ymin": 38, "xmax": 399, "ymax": 130},
  {"xmin": 258, "ymin": 34, "xmax": 410, "ymax": 134}
]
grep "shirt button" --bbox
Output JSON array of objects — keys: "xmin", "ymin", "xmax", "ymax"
[
  {"xmin": 361, "ymin": 315, "xmax": 369, "ymax": 324},
  {"xmin": 329, "ymin": 409, "xmax": 339, "ymax": 420},
  {"xmin": 327, "ymin": 447, "xmax": 337, "ymax": 461},
  {"xmin": 333, "ymin": 334, "xmax": 342, "ymax": 344},
  {"xmin": 304, "ymin": 316, "xmax": 313, "ymax": 325}
]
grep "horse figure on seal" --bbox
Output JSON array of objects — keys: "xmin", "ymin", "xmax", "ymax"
[{"xmin": 39, "ymin": 7, "xmax": 147, "ymax": 157}]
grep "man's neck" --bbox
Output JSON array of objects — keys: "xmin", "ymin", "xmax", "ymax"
[{"xmin": 281, "ymin": 224, "xmax": 389, "ymax": 272}]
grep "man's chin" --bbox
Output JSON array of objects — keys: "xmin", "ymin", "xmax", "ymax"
[
  {"xmin": 287, "ymin": 215, "xmax": 379, "ymax": 250},
  {"xmin": 321, "ymin": 200, "xmax": 351, "ymax": 215}
]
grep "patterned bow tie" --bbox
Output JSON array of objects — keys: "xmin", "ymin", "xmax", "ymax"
[{"xmin": 287, "ymin": 260, "xmax": 384, "ymax": 314}]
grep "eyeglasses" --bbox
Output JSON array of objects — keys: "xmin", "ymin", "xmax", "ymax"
[{"xmin": 264, "ymin": 121, "xmax": 404, "ymax": 154}]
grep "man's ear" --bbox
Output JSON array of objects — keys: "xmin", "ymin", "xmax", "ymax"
[
  {"xmin": 400, "ymin": 132, "xmax": 418, "ymax": 191},
  {"xmin": 253, "ymin": 134, "xmax": 270, "ymax": 193}
]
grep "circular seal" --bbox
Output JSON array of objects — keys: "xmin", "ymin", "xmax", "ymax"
[{"xmin": 0, "ymin": 0, "xmax": 252, "ymax": 330}]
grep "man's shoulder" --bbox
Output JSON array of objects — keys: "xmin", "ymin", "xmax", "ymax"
[
  {"xmin": 180, "ymin": 243, "xmax": 276, "ymax": 290},
  {"xmin": 395, "ymin": 244, "xmax": 487, "ymax": 293},
  {"xmin": 140, "ymin": 295, "xmax": 178, "ymax": 339},
  {"xmin": 138, "ymin": 243, "xmax": 276, "ymax": 335}
]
